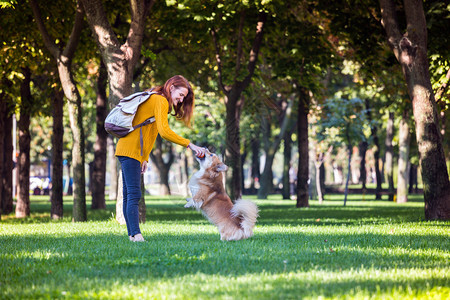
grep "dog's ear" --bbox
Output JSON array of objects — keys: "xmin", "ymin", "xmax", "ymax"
[{"xmin": 215, "ymin": 163, "xmax": 228, "ymax": 172}]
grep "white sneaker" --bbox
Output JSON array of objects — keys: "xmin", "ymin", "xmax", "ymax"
[{"xmin": 133, "ymin": 234, "xmax": 145, "ymax": 242}]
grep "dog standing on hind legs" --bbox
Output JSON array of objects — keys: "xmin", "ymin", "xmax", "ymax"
[{"xmin": 185, "ymin": 150, "xmax": 259, "ymax": 241}]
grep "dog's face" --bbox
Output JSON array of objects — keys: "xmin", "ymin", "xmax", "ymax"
[{"xmin": 196, "ymin": 150, "xmax": 228, "ymax": 173}]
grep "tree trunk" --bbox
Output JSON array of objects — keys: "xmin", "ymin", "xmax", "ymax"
[
  {"xmin": 359, "ymin": 141, "xmax": 368, "ymax": 192},
  {"xmin": 91, "ymin": 61, "xmax": 108, "ymax": 210},
  {"xmin": 315, "ymin": 152, "xmax": 325, "ymax": 204},
  {"xmin": 81, "ymin": 0, "xmax": 154, "ymax": 216},
  {"xmin": 211, "ymin": 12, "xmax": 266, "ymax": 200},
  {"xmin": 1, "ymin": 86, "xmax": 14, "ymax": 218},
  {"xmin": 296, "ymin": 88, "xmax": 309, "ymax": 208},
  {"xmin": 139, "ymin": 173, "xmax": 146, "ymax": 223},
  {"xmin": 150, "ymin": 136, "xmax": 174, "ymax": 195},
  {"xmin": 365, "ymin": 99, "xmax": 382, "ymax": 199},
  {"xmin": 258, "ymin": 153, "xmax": 275, "ymax": 199},
  {"xmin": 224, "ymin": 91, "xmax": 243, "ymax": 200},
  {"xmin": 108, "ymin": 136, "xmax": 118, "ymax": 200},
  {"xmin": 409, "ymin": 164, "xmax": 418, "ymax": 194},
  {"xmin": 16, "ymin": 67, "xmax": 32, "ymax": 218},
  {"xmin": 1, "ymin": 97, "xmax": 14, "ymax": 216},
  {"xmin": 282, "ymin": 129, "xmax": 293, "ymax": 199},
  {"xmin": 385, "ymin": 112, "xmax": 395, "ymax": 201},
  {"xmin": 397, "ymin": 111, "xmax": 411, "ymax": 203},
  {"xmin": 250, "ymin": 137, "xmax": 261, "ymax": 194},
  {"xmin": 115, "ymin": 171, "xmax": 125, "ymax": 224},
  {"xmin": 51, "ymin": 89, "xmax": 64, "ymax": 219},
  {"xmin": 58, "ymin": 62, "xmax": 86, "ymax": 222},
  {"xmin": 344, "ymin": 142, "xmax": 352, "ymax": 207},
  {"xmin": 30, "ymin": 0, "xmax": 86, "ymax": 221},
  {"xmin": 241, "ymin": 144, "xmax": 249, "ymax": 194},
  {"xmin": 380, "ymin": 0, "xmax": 450, "ymax": 219},
  {"xmin": 0, "ymin": 91, "xmax": 5, "ymax": 219},
  {"xmin": 309, "ymin": 143, "xmax": 317, "ymax": 200}
]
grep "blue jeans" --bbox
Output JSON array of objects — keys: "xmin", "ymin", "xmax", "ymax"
[{"xmin": 118, "ymin": 156, "xmax": 142, "ymax": 236}]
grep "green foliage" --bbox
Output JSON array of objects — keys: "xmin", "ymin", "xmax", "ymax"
[
  {"xmin": 317, "ymin": 96, "xmax": 368, "ymax": 148},
  {"xmin": 1, "ymin": 195, "xmax": 449, "ymax": 299}
]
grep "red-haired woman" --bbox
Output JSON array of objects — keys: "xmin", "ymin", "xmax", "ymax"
[{"xmin": 115, "ymin": 75, "xmax": 206, "ymax": 242}]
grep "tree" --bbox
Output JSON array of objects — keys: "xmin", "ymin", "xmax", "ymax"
[
  {"xmin": 15, "ymin": 67, "xmax": 32, "ymax": 218},
  {"xmin": 210, "ymin": 8, "xmax": 267, "ymax": 200},
  {"xmin": 379, "ymin": 0, "xmax": 450, "ymax": 219},
  {"xmin": 0, "ymin": 82, "xmax": 14, "ymax": 217},
  {"xmin": 30, "ymin": 0, "xmax": 87, "ymax": 221},
  {"xmin": 80, "ymin": 0, "xmax": 154, "ymax": 221},
  {"xmin": 91, "ymin": 61, "xmax": 108, "ymax": 209},
  {"xmin": 397, "ymin": 109, "xmax": 412, "ymax": 203},
  {"xmin": 318, "ymin": 97, "xmax": 368, "ymax": 206},
  {"xmin": 384, "ymin": 111, "xmax": 395, "ymax": 201}
]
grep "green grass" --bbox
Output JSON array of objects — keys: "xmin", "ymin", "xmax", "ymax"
[{"xmin": 1, "ymin": 193, "xmax": 449, "ymax": 299}]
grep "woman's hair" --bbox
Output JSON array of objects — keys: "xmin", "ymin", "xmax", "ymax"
[{"xmin": 148, "ymin": 75, "xmax": 195, "ymax": 127}]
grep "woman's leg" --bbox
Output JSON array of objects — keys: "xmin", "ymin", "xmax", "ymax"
[{"xmin": 118, "ymin": 156, "xmax": 142, "ymax": 237}]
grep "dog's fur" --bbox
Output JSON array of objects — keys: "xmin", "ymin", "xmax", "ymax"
[{"xmin": 185, "ymin": 151, "xmax": 259, "ymax": 241}]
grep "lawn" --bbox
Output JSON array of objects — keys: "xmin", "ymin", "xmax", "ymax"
[{"xmin": 0, "ymin": 193, "xmax": 449, "ymax": 299}]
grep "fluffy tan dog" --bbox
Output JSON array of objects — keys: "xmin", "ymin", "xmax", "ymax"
[{"xmin": 185, "ymin": 151, "xmax": 259, "ymax": 241}]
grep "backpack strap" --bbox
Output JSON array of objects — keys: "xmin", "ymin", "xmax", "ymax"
[{"xmin": 133, "ymin": 117, "xmax": 156, "ymax": 156}]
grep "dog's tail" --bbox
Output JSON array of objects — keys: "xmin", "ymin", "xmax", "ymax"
[{"xmin": 230, "ymin": 199, "xmax": 259, "ymax": 238}]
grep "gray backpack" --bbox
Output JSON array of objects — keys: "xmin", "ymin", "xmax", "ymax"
[{"xmin": 105, "ymin": 91, "xmax": 157, "ymax": 156}]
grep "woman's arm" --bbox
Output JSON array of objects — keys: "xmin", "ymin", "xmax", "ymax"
[{"xmin": 154, "ymin": 96, "xmax": 190, "ymax": 147}]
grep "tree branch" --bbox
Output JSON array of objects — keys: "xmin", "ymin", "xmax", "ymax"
[
  {"xmin": 63, "ymin": 0, "xmax": 84, "ymax": 60},
  {"xmin": 435, "ymin": 68, "xmax": 450, "ymax": 103},
  {"xmin": 379, "ymin": 0, "xmax": 402, "ymax": 61},
  {"xmin": 126, "ymin": 0, "xmax": 155, "ymax": 71},
  {"xmin": 210, "ymin": 27, "xmax": 228, "ymax": 94},
  {"xmin": 242, "ymin": 12, "xmax": 267, "ymax": 88},
  {"xmin": 79, "ymin": 0, "xmax": 121, "ymax": 61},
  {"xmin": 29, "ymin": 0, "xmax": 59, "ymax": 58},
  {"xmin": 234, "ymin": 10, "xmax": 245, "ymax": 80}
]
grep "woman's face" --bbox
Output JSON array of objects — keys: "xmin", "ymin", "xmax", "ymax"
[{"xmin": 170, "ymin": 85, "xmax": 189, "ymax": 106}]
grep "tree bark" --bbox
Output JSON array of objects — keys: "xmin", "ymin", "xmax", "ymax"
[
  {"xmin": 51, "ymin": 89, "xmax": 64, "ymax": 219},
  {"xmin": 282, "ymin": 128, "xmax": 293, "ymax": 199},
  {"xmin": 385, "ymin": 112, "xmax": 395, "ymax": 201},
  {"xmin": 107, "ymin": 136, "xmax": 118, "ymax": 200},
  {"xmin": 359, "ymin": 141, "xmax": 368, "ymax": 192},
  {"xmin": 250, "ymin": 137, "xmax": 261, "ymax": 194},
  {"xmin": 296, "ymin": 88, "xmax": 309, "ymax": 208},
  {"xmin": 380, "ymin": 0, "xmax": 450, "ymax": 219},
  {"xmin": 0, "ymin": 91, "xmax": 4, "ymax": 219},
  {"xmin": 139, "ymin": 173, "xmax": 146, "ymax": 223},
  {"xmin": 343, "ymin": 128, "xmax": 352, "ymax": 207},
  {"xmin": 224, "ymin": 91, "xmax": 244, "ymax": 200},
  {"xmin": 1, "ymin": 86, "xmax": 14, "ymax": 217},
  {"xmin": 309, "ymin": 144, "xmax": 317, "ymax": 200},
  {"xmin": 397, "ymin": 111, "xmax": 411, "ymax": 203},
  {"xmin": 2, "ymin": 109, "xmax": 14, "ymax": 215},
  {"xmin": 16, "ymin": 67, "xmax": 32, "ymax": 218},
  {"xmin": 91, "ymin": 61, "xmax": 108, "ymax": 209}
]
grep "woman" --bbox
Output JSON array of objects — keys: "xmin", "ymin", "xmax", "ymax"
[{"xmin": 115, "ymin": 75, "xmax": 206, "ymax": 242}]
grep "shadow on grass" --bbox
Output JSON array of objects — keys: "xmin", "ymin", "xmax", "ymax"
[{"xmin": 1, "ymin": 229, "xmax": 448, "ymax": 298}]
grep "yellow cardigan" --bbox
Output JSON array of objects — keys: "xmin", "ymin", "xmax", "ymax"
[{"xmin": 115, "ymin": 94, "xmax": 190, "ymax": 163}]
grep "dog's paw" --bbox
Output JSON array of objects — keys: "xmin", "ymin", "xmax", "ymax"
[
  {"xmin": 184, "ymin": 198, "xmax": 193, "ymax": 208},
  {"xmin": 193, "ymin": 201, "xmax": 203, "ymax": 210}
]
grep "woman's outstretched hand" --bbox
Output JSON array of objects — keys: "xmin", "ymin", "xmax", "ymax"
[{"xmin": 188, "ymin": 143, "xmax": 206, "ymax": 158}]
